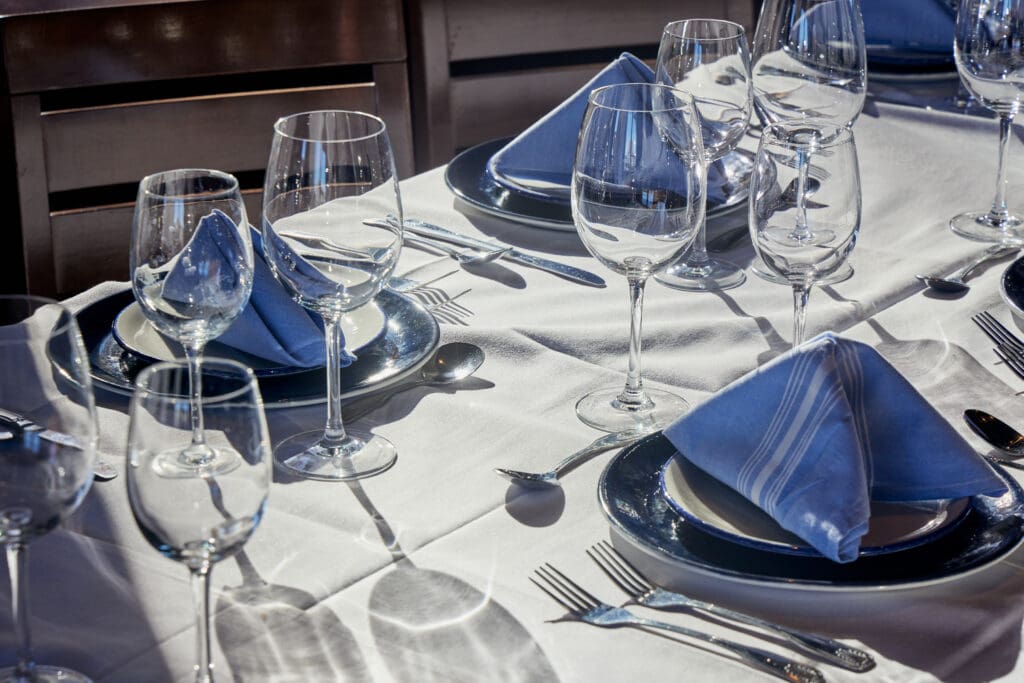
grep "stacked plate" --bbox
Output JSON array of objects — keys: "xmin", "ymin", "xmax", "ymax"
[
  {"xmin": 78, "ymin": 288, "xmax": 440, "ymax": 408},
  {"xmin": 444, "ymin": 138, "xmax": 753, "ymax": 232},
  {"xmin": 600, "ymin": 433, "xmax": 1024, "ymax": 592}
]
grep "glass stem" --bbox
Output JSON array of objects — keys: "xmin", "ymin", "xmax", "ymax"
[
  {"xmin": 322, "ymin": 316, "xmax": 348, "ymax": 449},
  {"xmin": 792, "ymin": 283, "xmax": 812, "ymax": 347},
  {"xmin": 6, "ymin": 543, "xmax": 35, "ymax": 682},
  {"xmin": 989, "ymin": 112, "xmax": 1015, "ymax": 227},
  {"xmin": 793, "ymin": 148, "xmax": 811, "ymax": 240},
  {"xmin": 184, "ymin": 343, "xmax": 206, "ymax": 449},
  {"xmin": 686, "ymin": 159, "xmax": 711, "ymax": 268},
  {"xmin": 617, "ymin": 276, "xmax": 650, "ymax": 409},
  {"xmin": 190, "ymin": 565, "xmax": 214, "ymax": 683}
]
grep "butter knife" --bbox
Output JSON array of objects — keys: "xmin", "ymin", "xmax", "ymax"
[
  {"xmin": 402, "ymin": 219, "xmax": 606, "ymax": 288},
  {"xmin": 0, "ymin": 408, "xmax": 117, "ymax": 481}
]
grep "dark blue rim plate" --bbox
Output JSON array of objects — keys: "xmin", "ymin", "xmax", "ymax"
[
  {"xmin": 444, "ymin": 137, "xmax": 752, "ymax": 232},
  {"xmin": 78, "ymin": 288, "xmax": 440, "ymax": 409},
  {"xmin": 1000, "ymin": 255, "xmax": 1024, "ymax": 321},
  {"xmin": 600, "ymin": 432, "xmax": 1024, "ymax": 591}
]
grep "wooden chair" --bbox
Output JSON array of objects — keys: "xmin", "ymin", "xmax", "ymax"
[
  {"xmin": 406, "ymin": 0, "xmax": 758, "ymax": 172},
  {"xmin": 2, "ymin": 0, "xmax": 414, "ymax": 297}
]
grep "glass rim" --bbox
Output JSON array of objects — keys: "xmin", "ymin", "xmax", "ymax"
[
  {"xmin": 587, "ymin": 82, "xmax": 697, "ymax": 113},
  {"xmin": 0, "ymin": 294, "xmax": 77, "ymax": 337},
  {"xmin": 133, "ymin": 358, "xmax": 260, "ymax": 404},
  {"xmin": 273, "ymin": 110, "xmax": 388, "ymax": 143},
  {"xmin": 138, "ymin": 168, "xmax": 241, "ymax": 200},
  {"xmin": 762, "ymin": 121, "xmax": 854, "ymax": 149},
  {"xmin": 662, "ymin": 18, "xmax": 746, "ymax": 41}
]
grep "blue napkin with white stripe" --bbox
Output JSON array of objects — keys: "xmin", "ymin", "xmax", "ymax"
[
  {"xmin": 663, "ymin": 333, "xmax": 1007, "ymax": 563},
  {"xmin": 161, "ymin": 210, "xmax": 329, "ymax": 368}
]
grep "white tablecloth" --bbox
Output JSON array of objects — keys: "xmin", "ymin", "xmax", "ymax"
[{"xmin": 6, "ymin": 101, "xmax": 1024, "ymax": 682}]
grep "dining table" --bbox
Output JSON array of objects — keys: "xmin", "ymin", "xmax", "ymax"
[{"xmin": 6, "ymin": 93, "xmax": 1024, "ymax": 682}]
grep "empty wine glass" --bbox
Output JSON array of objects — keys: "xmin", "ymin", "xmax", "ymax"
[
  {"xmin": 750, "ymin": 122, "xmax": 861, "ymax": 346},
  {"xmin": 127, "ymin": 359, "xmax": 270, "ymax": 683},
  {"xmin": 262, "ymin": 110, "xmax": 403, "ymax": 480},
  {"xmin": 750, "ymin": 0, "xmax": 866, "ymax": 285},
  {"xmin": 950, "ymin": 0, "xmax": 1024, "ymax": 243},
  {"xmin": 654, "ymin": 18, "xmax": 752, "ymax": 292},
  {"xmin": 130, "ymin": 169, "xmax": 254, "ymax": 476},
  {"xmin": 0, "ymin": 296, "xmax": 98, "ymax": 683},
  {"xmin": 573, "ymin": 83, "xmax": 706, "ymax": 432}
]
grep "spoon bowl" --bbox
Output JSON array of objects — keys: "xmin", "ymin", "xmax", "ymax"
[
  {"xmin": 419, "ymin": 342, "xmax": 485, "ymax": 384},
  {"xmin": 965, "ymin": 408, "xmax": 1024, "ymax": 457}
]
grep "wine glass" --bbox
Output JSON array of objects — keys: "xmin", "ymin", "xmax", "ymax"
[
  {"xmin": 749, "ymin": 122, "xmax": 861, "ymax": 346},
  {"xmin": 750, "ymin": 0, "xmax": 867, "ymax": 285},
  {"xmin": 130, "ymin": 169, "xmax": 254, "ymax": 475},
  {"xmin": 261, "ymin": 110, "xmax": 403, "ymax": 480},
  {"xmin": 950, "ymin": 0, "xmax": 1024, "ymax": 243},
  {"xmin": 573, "ymin": 83, "xmax": 706, "ymax": 432},
  {"xmin": 654, "ymin": 18, "xmax": 753, "ymax": 292},
  {"xmin": 127, "ymin": 359, "xmax": 270, "ymax": 683},
  {"xmin": 0, "ymin": 296, "xmax": 98, "ymax": 683}
]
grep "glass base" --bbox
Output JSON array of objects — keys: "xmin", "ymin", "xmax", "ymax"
[
  {"xmin": 152, "ymin": 444, "xmax": 240, "ymax": 479},
  {"xmin": 275, "ymin": 429, "xmax": 397, "ymax": 481},
  {"xmin": 655, "ymin": 256, "xmax": 746, "ymax": 291},
  {"xmin": 750, "ymin": 259, "xmax": 854, "ymax": 286},
  {"xmin": 0, "ymin": 665, "xmax": 93, "ymax": 682},
  {"xmin": 576, "ymin": 387, "xmax": 689, "ymax": 433},
  {"xmin": 950, "ymin": 210, "xmax": 1024, "ymax": 244}
]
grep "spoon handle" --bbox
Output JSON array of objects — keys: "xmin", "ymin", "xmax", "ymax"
[
  {"xmin": 954, "ymin": 244, "xmax": 1018, "ymax": 280},
  {"xmin": 550, "ymin": 431, "xmax": 648, "ymax": 477}
]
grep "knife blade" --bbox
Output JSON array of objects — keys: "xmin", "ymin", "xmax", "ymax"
[
  {"xmin": 401, "ymin": 219, "xmax": 606, "ymax": 288},
  {"xmin": 0, "ymin": 408, "xmax": 116, "ymax": 480}
]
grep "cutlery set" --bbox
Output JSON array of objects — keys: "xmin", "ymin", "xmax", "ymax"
[{"xmin": 532, "ymin": 541, "xmax": 875, "ymax": 681}]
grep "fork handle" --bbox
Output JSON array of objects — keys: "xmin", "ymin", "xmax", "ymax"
[
  {"xmin": 688, "ymin": 602, "xmax": 875, "ymax": 672},
  {"xmin": 629, "ymin": 616, "xmax": 825, "ymax": 683}
]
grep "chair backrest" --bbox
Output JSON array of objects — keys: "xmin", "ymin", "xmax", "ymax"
[
  {"xmin": 4, "ymin": 0, "xmax": 414, "ymax": 297},
  {"xmin": 406, "ymin": 0, "xmax": 758, "ymax": 171}
]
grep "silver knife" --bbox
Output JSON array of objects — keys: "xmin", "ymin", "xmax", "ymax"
[
  {"xmin": 402, "ymin": 219, "xmax": 606, "ymax": 288},
  {"xmin": 0, "ymin": 408, "xmax": 117, "ymax": 481}
]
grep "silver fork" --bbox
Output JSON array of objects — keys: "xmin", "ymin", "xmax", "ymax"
[
  {"xmin": 531, "ymin": 564, "xmax": 825, "ymax": 683},
  {"xmin": 588, "ymin": 541, "xmax": 876, "ymax": 673},
  {"xmin": 973, "ymin": 311, "xmax": 1024, "ymax": 354}
]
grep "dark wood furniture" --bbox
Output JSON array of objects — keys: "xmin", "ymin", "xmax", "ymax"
[
  {"xmin": 2, "ymin": 0, "xmax": 413, "ymax": 297},
  {"xmin": 406, "ymin": 0, "xmax": 758, "ymax": 172}
]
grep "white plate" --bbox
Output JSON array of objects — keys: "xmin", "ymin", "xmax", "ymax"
[
  {"xmin": 661, "ymin": 455, "xmax": 969, "ymax": 558},
  {"xmin": 113, "ymin": 300, "xmax": 385, "ymax": 374}
]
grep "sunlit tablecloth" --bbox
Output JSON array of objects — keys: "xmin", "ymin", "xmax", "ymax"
[{"xmin": 6, "ymin": 101, "xmax": 1024, "ymax": 682}]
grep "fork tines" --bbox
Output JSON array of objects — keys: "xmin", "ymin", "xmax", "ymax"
[
  {"xmin": 531, "ymin": 563, "xmax": 601, "ymax": 616},
  {"xmin": 587, "ymin": 541, "xmax": 650, "ymax": 598},
  {"xmin": 973, "ymin": 311, "xmax": 1024, "ymax": 353},
  {"xmin": 995, "ymin": 345, "xmax": 1024, "ymax": 380}
]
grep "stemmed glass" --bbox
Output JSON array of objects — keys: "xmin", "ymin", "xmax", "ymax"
[
  {"xmin": 127, "ymin": 359, "xmax": 270, "ymax": 683},
  {"xmin": 130, "ymin": 169, "xmax": 254, "ymax": 475},
  {"xmin": 654, "ymin": 18, "xmax": 753, "ymax": 292},
  {"xmin": 262, "ymin": 110, "xmax": 403, "ymax": 480},
  {"xmin": 950, "ymin": 0, "xmax": 1024, "ymax": 243},
  {"xmin": 749, "ymin": 122, "xmax": 861, "ymax": 346},
  {"xmin": 750, "ymin": 0, "xmax": 866, "ymax": 284},
  {"xmin": 0, "ymin": 296, "xmax": 98, "ymax": 683},
  {"xmin": 573, "ymin": 83, "xmax": 706, "ymax": 432}
]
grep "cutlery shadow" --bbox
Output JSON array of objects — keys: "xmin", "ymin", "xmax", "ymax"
[
  {"xmin": 346, "ymin": 480, "xmax": 562, "ymax": 683},
  {"xmin": 503, "ymin": 484, "xmax": 567, "ymax": 527}
]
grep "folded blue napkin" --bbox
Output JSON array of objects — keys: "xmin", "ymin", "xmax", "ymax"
[
  {"xmin": 663, "ymin": 333, "xmax": 1007, "ymax": 563},
  {"xmin": 161, "ymin": 209, "xmax": 332, "ymax": 368},
  {"xmin": 862, "ymin": 0, "xmax": 954, "ymax": 63},
  {"xmin": 487, "ymin": 53, "xmax": 652, "ymax": 197}
]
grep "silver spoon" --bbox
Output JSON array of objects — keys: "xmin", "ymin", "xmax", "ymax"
[
  {"xmin": 404, "ymin": 233, "xmax": 511, "ymax": 266},
  {"xmin": 916, "ymin": 244, "xmax": 1019, "ymax": 293},
  {"xmin": 964, "ymin": 408, "xmax": 1024, "ymax": 470},
  {"xmin": 495, "ymin": 430, "xmax": 649, "ymax": 489},
  {"xmin": 344, "ymin": 342, "xmax": 485, "ymax": 421}
]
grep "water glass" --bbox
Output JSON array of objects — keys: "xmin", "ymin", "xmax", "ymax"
[
  {"xmin": 573, "ymin": 83, "xmax": 706, "ymax": 432},
  {"xmin": 0, "ymin": 296, "xmax": 98, "ymax": 683},
  {"xmin": 749, "ymin": 123, "xmax": 861, "ymax": 346}
]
